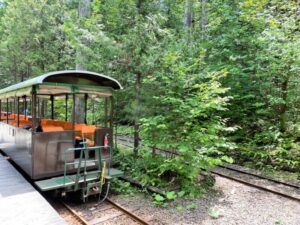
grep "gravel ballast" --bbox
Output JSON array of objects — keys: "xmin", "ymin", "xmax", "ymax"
[{"xmin": 109, "ymin": 176, "xmax": 300, "ymax": 225}]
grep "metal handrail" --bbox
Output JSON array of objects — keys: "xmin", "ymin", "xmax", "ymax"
[{"xmin": 63, "ymin": 145, "xmax": 112, "ymax": 189}]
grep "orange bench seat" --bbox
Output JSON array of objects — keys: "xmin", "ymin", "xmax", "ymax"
[{"xmin": 42, "ymin": 126, "xmax": 64, "ymax": 132}]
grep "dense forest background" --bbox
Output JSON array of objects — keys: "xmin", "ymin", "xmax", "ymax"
[{"xmin": 0, "ymin": 0, "xmax": 299, "ymax": 180}]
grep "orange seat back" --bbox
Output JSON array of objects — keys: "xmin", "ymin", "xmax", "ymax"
[{"xmin": 81, "ymin": 125, "xmax": 96, "ymax": 139}]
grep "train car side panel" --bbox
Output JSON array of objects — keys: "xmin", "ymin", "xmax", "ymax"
[
  {"xmin": 32, "ymin": 131, "xmax": 75, "ymax": 180},
  {"xmin": 0, "ymin": 122, "xmax": 33, "ymax": 176}
]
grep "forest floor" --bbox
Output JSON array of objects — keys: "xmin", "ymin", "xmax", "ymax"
[{"xmin": 107, "ymin": 176, "xmax": 300, "ymax": 225}]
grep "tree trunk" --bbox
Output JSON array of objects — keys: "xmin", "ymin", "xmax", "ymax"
[
  {"xmin": 74, "ymin": 94, "xmax": 86, "ymax": 124},
  {"xmin": 78, "ymin": 0, "xmax": 91, "ymax": 18},
  {"xmin": 76, "ymin": 0, "xmax": 90, "ymax": 70},
  {"xmin": 184, "ymin": 0, "xmax": 193, "ymax": 41},
  {"xmin": 132, "ymin": 0, "xmax": 144, "ymax": 156},
  {"xmin": 134, "ymin": 72, "xmax": 142, "ymax": 156},
  {"xmin": 184, "ymin": 0, "xmax": 192, "ymax": 28},
  {"xmin": 279, "ymin": 76, "xmax": 289, "ymax": 132},
  {"xmin": 41, "ymin": 100, "xmax": 47, "ymax": 118},
  {"xmin": 160, "ymin": 0, "xmax": 167, "ymax": 12},
  {"xmin": 200, "ymin": 0, "xmax": 207, "ymax": 39},
  {"xmin": 74, "ymin": 0, "xmax": 90, "ymax": 123}
]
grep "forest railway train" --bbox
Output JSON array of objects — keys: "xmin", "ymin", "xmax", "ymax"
[{"xmin": 0, "ymin": 70, "xmax": 123, "ymax": 201}]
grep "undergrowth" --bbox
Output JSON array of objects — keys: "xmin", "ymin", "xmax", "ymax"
[
  {"xmin": 229, "ymin": 130, "xmax": 300, "ymax": 174},
  {"xmin": 110, "ymin": 178, "xmax": 140, "ymax": 196},
  {"xmin": 113, "ymin": 147, "xmax": 219, "ymax": 205},
  {"xmin": 115, "ymin": 125, "xmax": 134, "ymax": 137}
]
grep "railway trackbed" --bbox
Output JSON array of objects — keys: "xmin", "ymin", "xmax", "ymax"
[
  {"xmin": 220, "ymin": 163, "xmax": 300, "ymax": 188},
  {"xmin": 116, "ymin": 134, "xmax": 300, "ymax": 202},
  {"xmin": 211, "ymin": 166, "xmax": 300, "ymax": 202},
  {"xmin": 57, "ymin": 198, "xmax": 151, "ymax": 225}
]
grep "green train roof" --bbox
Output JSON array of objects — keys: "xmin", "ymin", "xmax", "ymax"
[{"xmin": 0, "ymin": 70, "xmax": 123, "ymax": 96}]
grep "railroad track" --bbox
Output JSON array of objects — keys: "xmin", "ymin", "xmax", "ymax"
[
  {"xmin": 59, "ymin": 198, "xmax": 151, "ymax": 225},
  {"xmin": 211, "ymin": 166, "xmax": 300, "ymax": 202},
  {"xmin": 116, "ymin": 134, "xmax": 300, "ymax": 203},
  {"xmin": 116, "ymin": 134, "xmax": 300, "ymax": 202},
  {"xmin": 116, "ymin": 135, "xmax": 178, "ymax": 156},
  {"xmin": 220, "ymin": 163, "xmax": 300, "ymax": 189},
  {"xmin": 60, "ymin": 201, "xmax": 89, "ymax": 225}
]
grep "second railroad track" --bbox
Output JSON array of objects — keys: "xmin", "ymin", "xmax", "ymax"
[
  {"xmin": 116, "ymin": 134, "xmax": 300, "ymax": 202},
  {"xmin": 211, "ymin": 165, "xmax": 300, "ymax": 202},
  {"xmin": 60, "ymin": 198, "xmax": 151, "ymax": 225}
]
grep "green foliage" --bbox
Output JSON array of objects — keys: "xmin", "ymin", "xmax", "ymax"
[
  {"xmin": 209, "ymin": 208, "xmax": 221, "ymax": 219},
  {"xmin": 176, "ymin": 204, "xmax": 184, "ymax": 211},
  {"xmin": 187, "ymin": 203, "xmax": 197, "ymax": 210},
  {"xmin": 140, "ymin": 49, "xmax": 236, "ymax": 183},
  {"xmin": 0, "ymin": 0, "xmax": 73, "ymax": 85},
  {"xmin": 110, "ymin": 178, "xmax": 137, "ymax": 195},
  {"xmin": 239, "ymin": 133, "xmax": 300, "ymax": 171},
  {"xmin": 115, "ymin": 147, "xmax": 216, "ymax": 201},
  {"xmin": 165, "ymin": 191, "xmax": 177, "ymax": 200},
  {"xmin": 116, "ymin": 125, "xmax": 134, "ymax": 136},
  {"xmin": 274, "ymin": 219, "xmax": 284, "ymax": 225},
  {"xmin": 152, "ymin": 194, "xmax": 166, "ymax": 206},
  {"xmin": 177, "ymin": 191, "xmax": 185, "ymax": 198},
  {"xmin": 200, "ymin": 0, "xmax": 300, "ymax": 172}
]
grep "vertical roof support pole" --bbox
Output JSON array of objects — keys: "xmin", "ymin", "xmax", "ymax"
[
  {"xmin": 32, "ymin": 86, "xmax": 37, "ymax": 133},
  {"xmin": 84, "ymin": 93, "xmax": 88, "ymax": 124},
  {"xmin": 24, "ymin": 96, "xmax": 27, "ymax": 120},
  {"xmin": 13, "ymin": 98, "xmax": 16, "ymax": 120},
  {"xmin": 72, "ymin": 93, "xmax": 75, "ymax": 130},
  {"xmin": 37, "ymin": 97, "xmax": 40, "ymax": 121},
  {"xmin": 65, "ymin": 94, "xmax": 68, "ymax": 122},
  {"xmin": 92, "ymin": 98, "xmax": 95, "ymax": 125},
  {"xmin": 50, "ymin": 95, "xmax": 54, "ymax": 120},
  {"xmin": 6, "ymin": 98, "xmax": 8, "ymax": 124},
  {"xmin": 17, "ymin": 97, "xmax": 20, "ymax": 127},
  {"xmin": 29, "ymin": 99, "xmax": 31, "ymax": 117}
]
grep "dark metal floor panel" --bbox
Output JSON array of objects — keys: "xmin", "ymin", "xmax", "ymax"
[{"xmin": 0, "ymin": 155, "xmax": 66, "ymax": 225}]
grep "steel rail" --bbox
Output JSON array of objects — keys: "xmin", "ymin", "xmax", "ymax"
[
  {"xmin": 211, "ymin": 170, "xmax": 300, "ymax": 203},
  {"xmin": 61, "ymin": 201, "xmax": 90, "ymax": 225},
  {"xmin": 106, "ymin": 198, "xmax": 151, "ymax": 225},
  {"xmin": 60, "ymin": 199, "xmax": 150, "ymax": 225},
  {"xmin": 117, "ymin": 141, "xmax": 133, "ymax": 148},
  {"xmin": 219, "ymin": 164, "xmax": 300, "ymax": 189},
  {"xmin": 116, "ymin": 136, "xmax": 179, "ymax": 156}
]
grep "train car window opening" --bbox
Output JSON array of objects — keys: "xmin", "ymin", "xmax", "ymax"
[
  {"xmin": 68, "ymin": 94, "xmax": 74, "ymax": 122},
  {"xmin": 104, "ymin": 97, "xmax": 108, "ymax": 127},
  {"xmin": 93, "ymin": 97, "xmax": 105, "ymax": 127},
  {"xmin": 86, "ymin": 97, "xmax": 96, "ymax": 126}
]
